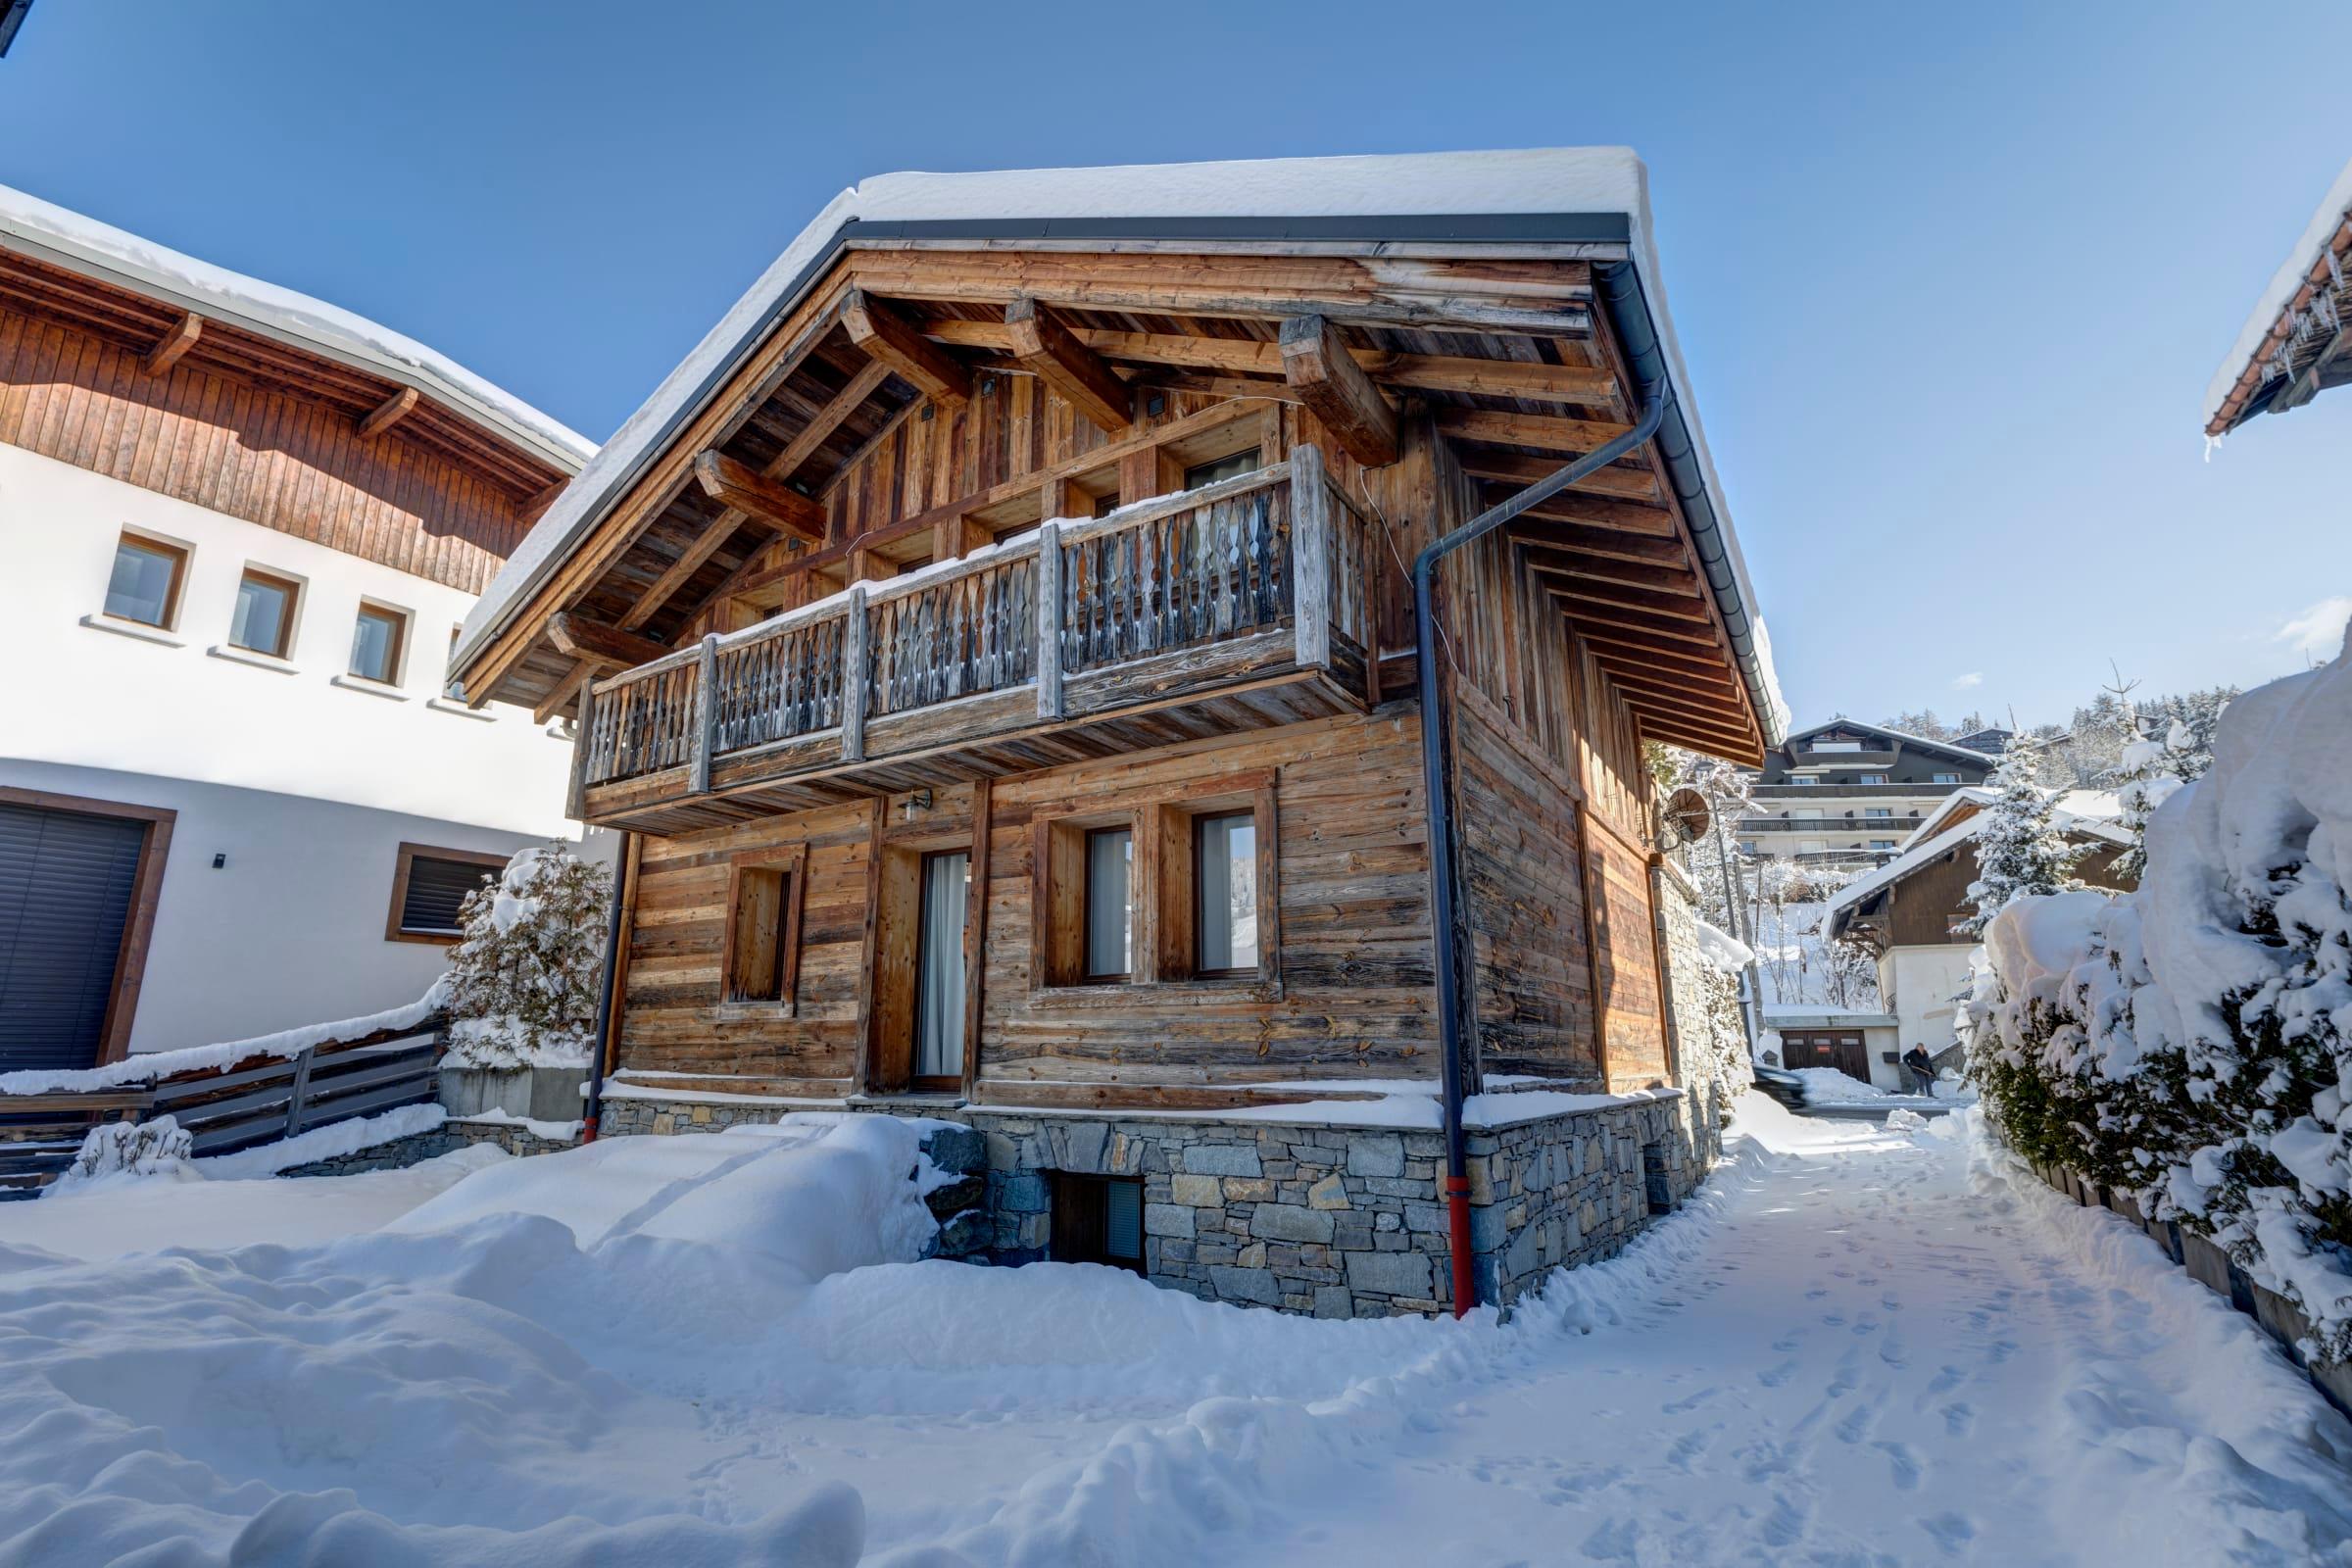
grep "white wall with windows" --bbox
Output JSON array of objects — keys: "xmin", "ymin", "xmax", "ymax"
[{"xmin": 0, "ymin": 443, "xmax": 606, "ymax": 1055}]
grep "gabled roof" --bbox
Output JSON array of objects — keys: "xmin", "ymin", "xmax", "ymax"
[
  {"xmin": 1781, "ymin": 718, "xmax": 2001, "ymax": 767},
  {"xmin": 2205, "ymin": 154, "xmax": 2352, "ymax": 436},
  {"xmin": 452, "ymin": 148, "xmax": 1787, "ymax": 745},
  {"xmin": 1824, "ymin": 787, "xmax": 2129, "ymax": 937},
  {"xmin": 0, "ymin": 180, "xmax": 592, "ymax": 473}
]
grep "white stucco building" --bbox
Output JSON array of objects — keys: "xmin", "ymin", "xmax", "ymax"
[{"xmin": 0, "ymin": 185, "xmax": 601, "ymax": 1067}]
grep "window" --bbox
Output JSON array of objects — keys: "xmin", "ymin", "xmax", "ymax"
[
  {"xmin": 104, "ymin": 533, "xmax": 187, "ymax": 628},
  {"xmin": 1184, "ymin": 449, "xmax": 1260, "ymax": 490},
  {"xmin": 1193, "ymin": 811, "xmax": 1257, "ymax": 975},
  {"xmin": 1932, "ymin": 771, "xmax": 1961, "ymax": 784},
  {"xmin": 721, "ymin": 848, "xmax": 807, "ymax": 1007},
  {"xmin": 1084, "ymin": 827, "xmax": 1134, "ymax": 981},
  {"xmin": 1032, "ymin": 771, "xmax": 1279, "ymax": 994},
  {"xmin": 1091, "ymin": 492, "xmax": 1120, "ymax": 519},
  {"xmin": 350, "ymin": 603, "xmax": 408, "ymax": 685},
  {"xmin": 226, "ymin": 567, "xmax": 300, "ymax": 659},
  {"xmin": 911, "ymin": 850, "xmax": 970, "ymax": 1083},
  {"xmin": 1789, "ymin": 776, "xmax": 1818, "ymax": 787},
  {"xmin": 1870, "ymin": 840, "xmax": 1897, "ymax": 851},
  {"xmin": 1739, "ymin": 840, "xmax": 1758, "ymax": 856},
  {"xmin": 386, "ymin": 843, "xmax": 506, "ymax": 943},
  {"xmin": 1864, "ymin": 808, "xmax": 1893, "ymax": 818},
  {"xmin": 1051, "ymin": 1172, "xmax": 1146, "ymax": 1273},
  {"xmin": 1858, "ymin": 773, "xmax": 1888, "ymax": 785}
]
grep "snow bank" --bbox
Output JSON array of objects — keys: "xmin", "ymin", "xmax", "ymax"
[
  {"xmin": 1963, "ymin": 630, "xmax": 2352, "ymax": 1356},
  {"xmin": 197, "ymin": 1103, "xmax": 449, "ymax": 1180},
  {"xmin": 0, "ymin": 979, "xmax": 446, "ymax": 1096},
  {"xmin": 1693, "ymin": 918, "xmax": 1753, "ymax": 973}
]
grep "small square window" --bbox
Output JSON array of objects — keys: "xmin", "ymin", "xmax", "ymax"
[
  {"xmin": 105, "ymin": 533, "xmax": 187, "ymax": 628},
  {"xmin": 1084, "ymin": 826, "xmax": 1133, "ymax": 982},
  {"xmin": 722, "ymin": 849, "xmax": 807, "ymax": 1007},
  {"xmin": 1051, "ymin": 1172, "xmax": 1145, "ymax": 1273},
  {"xmin": 386, "ymin": 843, "xmax": 505, "ymax": 943},
  {"xmin": 1184, "ymin": 449, "xmax": 1260, "ymax": 491},
  {"xmin": 350, "ymin": 603, "xmax": 409, "ymax": 684},
  {"xmin": 229, "ymin": 568, "xmax": 300, "ymax": 659}
]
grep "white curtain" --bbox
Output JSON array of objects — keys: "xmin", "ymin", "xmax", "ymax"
[
  {"xmin": 913, "ymin": 852, "xmax": 968, "ymax": 1078},
  {"xmin": 1196, "ymin": 814, "xmax": 1256, "ymax": 971},
  {"xmin": 1085, "ymin": 830, "xmax": 1132, "ymax": 978}
]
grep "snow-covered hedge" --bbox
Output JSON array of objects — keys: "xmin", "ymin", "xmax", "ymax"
[{"xmin": 1959, "ymin": 634, "xmax": 2352, "ymax": 1359}]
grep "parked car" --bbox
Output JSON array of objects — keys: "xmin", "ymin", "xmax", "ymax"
[{"xmin": 1749, "ymin": 1066, "xmax": 1811, "ymax": 1112}]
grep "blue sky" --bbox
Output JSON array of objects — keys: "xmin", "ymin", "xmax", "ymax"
[{"xmin": 4, "ymin": 0, "xmax": 2346, "ymax": 729}]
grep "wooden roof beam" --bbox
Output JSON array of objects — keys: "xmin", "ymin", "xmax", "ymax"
[
  {"xmin": 1006, "ymin": 298, "xmax": 1131, "ymax": 433},
  {"xmin": 1280, "ymin": 314, "xmax": 1398, "ymax": 467},
  {"xmin": 1440, "ymin": 407, "xmax": 1634, "ymax": 454},
  {"xmin": 1511, "ymin": 490, "xmax": 1678, "ymax": 538},
  {"xmin": 1630, "ymin": 709, "xmax": 1759, "ymax": 760},
  {"xmin": 1603, "ymin": 672, "xmax": 1745, "ymax": 723},
  {"xmin": 1513, "ymin": 526, "xmax": 1686, "ymax": 568},
  {"xmin": 1579, "ymin": 629, "xmax": 1740, "ymax": 680},
  {"xmin": 142, "ymin": 311, "xmax": 201, "ymax": 376},
  {"xmin": 845, "ymin": 289, "xmax": 970, "ymax": 405},
  {"xmin": 1619, "ymin": 687, "xmax": 1754, "ymax": 739},
  {"xmin": 1541, "ymin": 577, "xmax": 1715, "ymax": 623},
  {"xmin": 534, "ymin": 661, "xmax": 595, "ymax": 725},
  {"xmin": 1550, "ymin": 598, "xmax": 1723, "ymax": 649},
  {"xmin": 547, "ymin": 612, "xmax": 673, "ymax": 671},
  {"xmin": 519, "ymin": 476, "xmax": 568, "ymax": 525},
  {"xmin": 1461, "ymin": 448, "xmax": 1658, "ymax": 503},
  {"xmin": 358, "ymin": 385, "xmax": 420, "ymax": 440},
  {"xmin": 1519, "ymin": 549, "xmax": 1702, "ymax": 596},
  {"xmin": 1588, "ymin": 654, "xmax": 1740, "ymax": 701},
  {"xmin": 692, "ymin": 451, "xmax": 827, "ymax": 543}
]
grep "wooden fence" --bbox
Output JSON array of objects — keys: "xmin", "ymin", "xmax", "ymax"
[{"xmin": 0, "ymin": 1016, "xmax": 445, "ymax": 1195}]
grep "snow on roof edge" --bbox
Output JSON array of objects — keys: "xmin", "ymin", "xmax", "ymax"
[
  {"xmin": 456, "ymin": 147, "xmax": 1785, "ymax": 740},
  {"xmin": 1783, "ymin": 719, "xmax": 2000, "ymax": 765},
  {"xmin": 2202, "ymin": 153, "xmax": 2352, "ymax": 431},
  {"xmin": 1823, "ymin": 792, "xmax": 2131, "ymax": 928},
  {"xmin": 0, "ymin": 181, "xmax": 594, "ymax": 472}
]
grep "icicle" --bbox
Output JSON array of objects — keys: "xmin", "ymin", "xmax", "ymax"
[{"xmin": 2202, "ymin": 432, "xmax": 2223, "ymax": 464}]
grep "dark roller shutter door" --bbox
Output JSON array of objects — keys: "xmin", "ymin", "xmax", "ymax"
[{"xmin": 0, "ymin": 804, "xmax": 150, "ymax": 1073}]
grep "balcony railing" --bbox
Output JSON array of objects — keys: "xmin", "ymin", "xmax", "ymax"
[
  {"xmin": 1739, "ymin": 815, "xmax": 1927, "ymax": 834},
  {"xmin": 573, "ymin": 449, "xmax": 1378, "ymax": 820},
  {"xmin": 1750, "ymin": 781, "xmax": 1968, "ymax": 800}
]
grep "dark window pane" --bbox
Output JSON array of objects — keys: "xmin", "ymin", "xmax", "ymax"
[
  {"xmin": 400, "ymin": 856, "xmax": 492, "ymax": 934},
  {"xmin": 230, "ymin": 572, "xmax": 295, "ymax": 657},
  {"xmin": 1184, "ymin": 450, "xmax": 1259, "ymax": 490},
  {"xmin": 1103, "ymin": 1179, "xmax": 1143, "ymax": 1259},
  {"xmin": 351, "ymin": 608, "xmax": 403, "ymax": 682},
  {"xmin": 105, "ymin": 538, "xmax": 180, "ymax": 626}
]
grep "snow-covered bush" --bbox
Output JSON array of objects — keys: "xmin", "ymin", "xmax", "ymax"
[
  {"xmin": 1689, "ymin": 919, "xmax": 1755, "ymax": 1095},
  {"xmin": 57, "ymin": 1114, "xmax": 193, "ymax": 1189},
  {"xmin": 442, "ymin": 844, "xmax": 612, "ymax": 1071},
  {"xmin": 1959, "ymin": 630, "xmax": 2352, "ymax": 1359}
]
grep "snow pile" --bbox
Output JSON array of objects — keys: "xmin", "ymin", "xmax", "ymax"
[
  {"xmin": 0, "ymin": 980, "xmax": 446, "ymax": 1096},
  {"xmin": 1693, "ymin": 919, "xmax": 1753, "ymax": 973},
  {"xmin": 1793, "ymin": 1066, "xmax": 1892, "ymax": 1102},
  {"xmin": 55, "ymin": 1115, "xmax": 193, "ymax": 1190},
  {"xmin": 443, "ymin": 844, "xmax": 610, "ymax": 1070},
  {"xmin": 1885, "ymin": 1106, "xmax": 1929, "ymax": 1133},
  {"xmin": 1961, "ymin": 632, "xmax": 2352, "ymax": 1358},
  {"xmin": 199, "ymin": 1103, "xmax": 450, "ymax": 1180}
]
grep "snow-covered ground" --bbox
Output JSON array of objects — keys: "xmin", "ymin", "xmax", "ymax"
[{"xmin": 1, "ymin": 1106, "xmax": 2345, "ymax": 1565}]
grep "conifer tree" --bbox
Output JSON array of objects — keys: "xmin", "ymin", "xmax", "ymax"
[
  {"xmin": 1957, "ymin": 748, "xmax": 2083, "ymax": 935},
  {"xmin": 443, "ymin": 844, "xmax": 612, "ymax": 1069}
]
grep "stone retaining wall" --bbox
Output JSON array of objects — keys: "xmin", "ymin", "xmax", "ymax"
[
  {"xmin": 278, "ymin": 1116, "xmax": 577, "ymax": 1177},
  {"xmin": 601, "ymin": 1087, "xmax": 1715, "ymax": 1317}
]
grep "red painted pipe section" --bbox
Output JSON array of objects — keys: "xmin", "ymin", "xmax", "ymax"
[{"xmin": 1446, "ymin": 1174, "xmax": 1476, "ymax": 1317}]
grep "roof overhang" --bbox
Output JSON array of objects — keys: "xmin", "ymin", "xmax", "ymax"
[
  {"xmin": 2205, "ymin": 155, "xmax": 2352, "ymax": 437},
  {"xmin": 454, "ymin": 150, "xmax": 1787, "ymax": 749}
]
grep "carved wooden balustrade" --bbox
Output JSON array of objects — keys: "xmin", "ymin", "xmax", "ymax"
[{"xmin": 573, "ymin": 448, "xmax": 1379, "ymax": 829}]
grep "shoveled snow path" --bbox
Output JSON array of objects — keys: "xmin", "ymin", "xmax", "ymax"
[{"xmin": 1228, "ymin": 1106, "xmax": 2352, "ymax": 1568}]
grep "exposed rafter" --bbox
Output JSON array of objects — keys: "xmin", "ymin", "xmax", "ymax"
[
  {"xmin": 1520, "ymin": 549, "xmax": 1702, "ymax": 596},
  {"xmin": 692, "ymin": 451, "xmax": 827, "ymax": 542},
  {"xmin": 519, "ymin": 475, "xmax": 568, "ymax": 525},
  {"xmin": 1541, "ymin": 577, "xmax": 1714, "ymax": 623},
  {"xmin": 1005, "ymin": 298, "xmax": 1130, "ymax": 433},
  {"xmin": 1512, "ymin": 526, "xmax": 1686, "ymax": 568},
  {"xmin": 1438, "ymin": 407, "xmax": 1634, "ymax": 454},
  {"xmin": 142, "ymin": 311, "xmax": 201, "ymax": 376},
  {"xmin": 357, "ymin": 385, "xmax": 420, "ymax": 440},
  {"xmin": 1461, "ymin": 448, "xmax": 1658, "ymax": 503},
  {"xmin": 547, "ymin": 612, "xmax": 673, "ymax": 671},
  {"xmin": 845, "ymin": 289, "xmax": 971, "ymax": 405},
  {"xmin": 1279, "ymin": 314, "xmax": 1398, "ymax": 467},
  {"xmin": 534, "ymin": 661, "xmax": 595, "ymax": 725},
  {"xmin": 1511, "ymin": 491, "xmax": 1678, "ymax": 538}
]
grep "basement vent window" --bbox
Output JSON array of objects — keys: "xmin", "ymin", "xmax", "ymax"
[
  {"xmin": 1051, "ymin": 1172, "xmax": 1145, "ymax": 1273},
  {"xmin": 1642, "ymin": 1143, "xmax": 1674, "ymax": 1216}
]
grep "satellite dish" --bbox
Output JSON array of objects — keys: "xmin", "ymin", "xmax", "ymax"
[{"xmin": 1659, "ymin": 786, "xmax": 1712, "ymax": 850}]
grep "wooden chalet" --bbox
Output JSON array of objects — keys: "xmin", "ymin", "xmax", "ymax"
[{"xmin": 453, "ymin": 151, "xmax": 1786, "ymax": 1311}]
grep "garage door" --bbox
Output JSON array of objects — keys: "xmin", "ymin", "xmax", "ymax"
[{"xmin": 0, "ymin": 803, "xmax": 151, "ymax": 1073}]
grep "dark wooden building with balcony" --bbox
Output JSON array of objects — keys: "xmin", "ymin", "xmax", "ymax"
[{"xmin": 452, "ymin": 150, "xmax": 1788, "ymax": 1314}]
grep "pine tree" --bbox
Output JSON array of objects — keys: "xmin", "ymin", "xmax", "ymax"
[
  {"xmin": 1957, "ymin": 748, "xmax": 2084, "ymax": 936},
  {"xmin": 442, "ymin": 844, "xmax": 612, "ymax": 1070}
]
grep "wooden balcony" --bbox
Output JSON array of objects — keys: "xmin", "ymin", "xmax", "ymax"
[{"xmin": 572, "ymin": 451, "xmax": 1381, "ymax": 833}]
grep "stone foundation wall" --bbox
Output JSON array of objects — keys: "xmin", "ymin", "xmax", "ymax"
[
  {"xmin": 1654, "ymin": 858, "xmax": 1748, "ymax": 1139},
  {"xmin": 600, "ymin": 1086, "xmax": 1716, "ymax": 1318},
  {"xmin": 278, "ymin": 1116, "xmax": 577, "ymax": 1178}
]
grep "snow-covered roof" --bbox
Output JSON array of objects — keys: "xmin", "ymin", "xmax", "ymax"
[
  {"xmin": 1823, "ymin": 787, "xmax": 2130, "ymax": 932},
  {"xmin": 2203, "ymin": 154, "xmax": 2352, "ymax": 435},
  {"xmin": 453, "ymin": 148, "xmax": 1788, "ymax": 742},
  {"xmin": 0, "ymin": 181, "xmax": 593, "ymax": 473},
  {"xmin": 1783, "ymin": 719, "xmax": 2001, "ymax": 767}
]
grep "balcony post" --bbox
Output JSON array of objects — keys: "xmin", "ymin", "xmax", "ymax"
[
  {"xmin": 843, "ymin": 585, "xmax": 869, "ymax": 761},
  {"xmin": 566, "ymin": 676, "xmax": 595, "ymax": 821},
  {"xmin": 1036, "ymin": 520, "xmax": 1064, "ymax": 718},
  {"xmin": 689, "ymin": 633, "xmax": 719, "ymax": 795},
  {"xmin": 1291, "ymin": 442, "xmax": 1332, "ymax": 672}
]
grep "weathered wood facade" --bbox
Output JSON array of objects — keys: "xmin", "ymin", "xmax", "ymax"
[{"xmin": 456, "ymin": 163, "xmax": 1781, "ymax": 1112}]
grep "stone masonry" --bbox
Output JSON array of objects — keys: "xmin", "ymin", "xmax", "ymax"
[
  {"xmin": 601, "ymin": 1087, "xmax": 1716, "ymax": 1317},
  {"xmin": 277, "ymin": 1115, "xmax": 579, "ymax": 1177}
]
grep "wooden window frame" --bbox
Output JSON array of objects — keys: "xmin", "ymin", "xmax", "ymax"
[
  {"xmin": 717, "ymin": 843, "xmax": 808, "ymax": 1015},
  {"xmin": 228, "ymin": 564, "xmax": 303, "ymax": 660},
  {"xmin": 104, "ymin": 529, "xmax": 190, "ymax": 630},
  {"xmin": 1050, "ymin": 1171, "xmax": 1148, "ymax": 1274},
  {"xmin": 0, "ymin": 786, "xmax": 175, "ymax": 1068},
  {"xmin": 1030, "ymin": 768, "xmax": 1281, "ymax": 1003},
  {"xmin": 385, "ymin": 842, "xmax": 508, "ymax": 945},
  {"xmin": 863, "ymin": 802, "xmax": 990, "ymax": 1098},
  {"xmin": 1184, "ymin": 808, "xmax": 1263, "ymax": 980},
  {"xmin": 349, "ymin": 600, "xmax": 411, "ymax": 686}
]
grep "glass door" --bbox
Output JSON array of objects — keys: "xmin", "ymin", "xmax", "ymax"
[{"xmin": 911, "ymin": 851, "xmax": 970, "ymax": 1086}]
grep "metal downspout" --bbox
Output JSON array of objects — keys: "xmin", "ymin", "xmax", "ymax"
[
  {"xmin": 1419, "ymin": 291, "xmax": 1667, "ymax": 1317},
  {"xmin": 580, "ymin": 833, "xmax": 633, "ymax": 1142}
]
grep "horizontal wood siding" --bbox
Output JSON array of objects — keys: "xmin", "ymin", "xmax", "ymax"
[
  {"xmin": 1584, "ymin": 826, "xmax": 1669, "ymax": 1088},
  {"xmin": 0, "ymin": 304, "xmax": 529, "ymax": 592}
]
